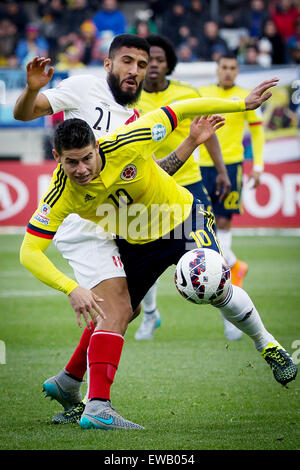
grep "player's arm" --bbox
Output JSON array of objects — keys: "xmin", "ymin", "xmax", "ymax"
[
  {"xmin": 248, "ymin": 119, "xmax": 265, "ymax": 188},
  {"xmin": 170, "ymin": 78, "xmax": 278, "ymax": 120},
  {"xmin": 157, "ymin": 115, "xmax": 225, "ymax": 175},
  {"xmin": 20, "ymin": 230, "xmax": 105, "ymax": 329},
  {"xmin": 203, "ymin": 134, "xmax": 231, "ymax": 202},
  {"xmin": 13, "ymin": 56, "xmax": 54, "ymax": 121}
]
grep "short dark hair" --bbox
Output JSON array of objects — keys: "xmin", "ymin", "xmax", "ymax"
[
  {"xmin": 146, "ymin": 34, "xmax": 178, "ymax": 74},
  {"xmin": 109, "ymin": 34, "xmax": 150, "ymax": 58},
  {"xmin": 217, "ymin": 51, "xmax": 238, "ymax": 63},
  {"xmin": 54, "ymin": 119, "xmax": 96, "ymax": 155}
]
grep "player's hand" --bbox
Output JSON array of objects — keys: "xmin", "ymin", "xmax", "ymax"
[
  {"xmin": 248, "ymin": 169, "xmax": 261, "ymax": 189},
  {"xmin": 215, "ymin": 172, "xmax": 232, "ymax": 202},
  {"xmin": 68, "ymin": 286, "xmax": 106, "ymax": 329},
  {"xmin": 26, "ymin": 56, "xmax": 54, "ymax": 92},
  {"xmin": 189, "ymin": 115, "xmax": 225, "ymax": 145},
  {"xmin": 244, "ymin": 78, "xmax": 279, "ymax": 110}
]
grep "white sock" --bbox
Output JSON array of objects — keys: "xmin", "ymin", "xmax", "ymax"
[
  {"xmin": 215, "ymin": 285, "xmax": 275, "ymax": 351},
  {"xmin": 142, "ymin": 281, "xmax": 158, "ymax": 314},
  {"xmin": 217, "ymin": 229, "xmax": 237, "ymax": 268}
]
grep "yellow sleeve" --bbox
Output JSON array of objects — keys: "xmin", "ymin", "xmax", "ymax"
[
  {"xmin": 249, "ymin": 122, "xmax": 265, "ymax": 169},
  {"xmin": 20, "ymin": 232, "xmax": 78, "ymax": 295},
  {"xmin": 170, "ymin": 97, "xmax": 246, "ymax": 121}
]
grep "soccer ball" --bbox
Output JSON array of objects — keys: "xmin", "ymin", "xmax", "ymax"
[{"xmin": 174, "ymin": 248, "xmax": 231, "ymax": 304}]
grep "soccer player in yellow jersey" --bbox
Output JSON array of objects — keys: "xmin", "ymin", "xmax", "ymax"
[
  {"xmin": 133, "ymin": 34, "xmax": 232, "ymax": 341},
  {"xmin": 199, "ymin": 53, "xmax": 264, "ymax": 292},
  {"xmin": 20, "ymin": 81, "xmax": 298, "ymax": 430}
]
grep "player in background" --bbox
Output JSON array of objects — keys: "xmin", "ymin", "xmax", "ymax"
[
  {"xmin": 20, "ymin": 84, "xmax": 298, "ymax": 430},
  {"xmin": 133, "ymin": 35, "xmax": 241, "ymax": 342},
  {"xmin": 198, "ymin": 52, "xmax": 265, "ymax": 340}
]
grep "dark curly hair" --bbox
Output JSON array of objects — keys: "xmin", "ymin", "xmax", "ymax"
[{"xmin": 146, "ymin": 34, "xmax": 178, "ymax": 75}]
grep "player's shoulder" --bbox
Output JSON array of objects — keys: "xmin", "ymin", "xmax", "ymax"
[
  {"xmin": 232, "ymin": 85, "xmax": 249, "ymax": 98},
  {"xmin": 169, "ymin": 79, "xmax": 200, "ymax": 97},
  {"xmin": 58, "ymin": 73, "xmax": 102, "ymax": 89},
  {"xmin": 197, "ymin": 83, "xmax": 219, "ymax": 94}
]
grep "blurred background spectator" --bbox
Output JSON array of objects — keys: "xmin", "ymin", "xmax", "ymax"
[
  {"xmin": 15, "ymin": 23, "xmax": 49, "ymax": 67},
  {"xmin": 1, "ymin": 0, "xmax": 300, "ymax": 68},
  {"xmin": 93, "ymin": 0, "xmax": 127, "ymax": 37}
]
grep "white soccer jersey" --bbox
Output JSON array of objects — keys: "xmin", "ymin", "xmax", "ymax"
[
  {"xmin": 42, "ymin": 75, "xmax": 139, "ymax": 288},
  {"xmin": 42, "ymin": 75, "xmax": 138, "ymax": 139}
]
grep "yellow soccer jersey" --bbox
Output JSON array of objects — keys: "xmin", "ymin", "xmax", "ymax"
[
  {"xmin": 198, "ymin": 84, "xmax": 264, "ymax": 167},
  {"xmin": 134, "ymin": 80, "xmax": 202, "ymax": 186},
  {"xmin": 28, "ymin": 107, "xmax": 194, "ymax": 245},
  {"xmin": 22, "ymin": 96, "xmax": 246, "ymax": 294}
]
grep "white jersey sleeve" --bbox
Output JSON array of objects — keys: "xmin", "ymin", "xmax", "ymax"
[{"xmin": 41, "ymin": 75, "xmax": 138, "ymax": 140}]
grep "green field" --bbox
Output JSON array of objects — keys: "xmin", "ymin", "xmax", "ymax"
[{"xmin": 0, "ymin": 234, "xmax": 299, "ymax": 451}]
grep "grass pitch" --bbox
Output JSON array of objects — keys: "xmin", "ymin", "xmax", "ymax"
[{"xmin": 0, "ymin": 234, "xmax": 299, "ymax": 451}]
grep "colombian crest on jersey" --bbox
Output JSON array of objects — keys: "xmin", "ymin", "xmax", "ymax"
[{"xmin": 120, "ymin": 164, "xmax": 137, "ymax": 181}]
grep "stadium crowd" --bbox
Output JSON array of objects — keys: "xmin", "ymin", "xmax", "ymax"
[{"xmin": 0, "ymin": 0, "xmax": 300, "ymax": 69}]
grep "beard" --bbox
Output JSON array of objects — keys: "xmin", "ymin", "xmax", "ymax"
[{"xmin": 107, "ymin": 71, "xmax": 143, "ymax": 106}]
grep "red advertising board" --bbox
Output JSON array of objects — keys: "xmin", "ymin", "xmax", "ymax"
[
  {"xmin": 0, "ymin": 160, "xmax": 300, "ymax": 228},
  {"xmin": 233, "ymin": 160, "xmax": 300, "ymax": 228}
]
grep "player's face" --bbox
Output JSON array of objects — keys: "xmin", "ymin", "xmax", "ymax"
[
  {"xmin": 217, "ymin": 58, "xmax": 238, "ymax": 89},
  {"xmin": 105, "ymin": 46, "xmax": 148, "ymax": 105},
  {"xmin": 146, "ymin": 46, "xmax": 169, "ymax": 82},
  {"xmin": 53, "ymin": 143, "xmax": 101, "ymax": 186}
]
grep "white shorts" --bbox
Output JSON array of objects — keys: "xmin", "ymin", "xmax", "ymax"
[{"xmin": 53, "ymin": 214, "xmax": 126, "ymax": 290}]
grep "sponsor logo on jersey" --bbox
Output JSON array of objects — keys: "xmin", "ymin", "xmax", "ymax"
[
  {"xmin": 34, "ymin": 213, "xmax": 50, "ymax": 226},
  {"xmin": 120, "ymin": 164, "xmax": 137, "ymax": 181},
  {"xmin": 152, "ymin": 123, "xmax": 166, "ymax": 141},
  {"xmin": 40, "ymin": 203, "xmax": 51, "ymax": 216}
]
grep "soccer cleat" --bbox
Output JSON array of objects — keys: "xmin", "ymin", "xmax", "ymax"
[
  {"xmin": 52, "ymin": 401, "xmax": 85, "ymax": 424},
  {"xmin": 42, "ymin": 369, "xmax": 82, "ymax": 411},
  {"xmin": 80, "ymin": 400, "xmax": 144, "ymax": 430},
  {"xmin": 260, "ymin": 343, "xmax": 298, "ymax": 386},
  {"xmin": 230, "ymin": 260, "xmax": 248, "ymax": 288},
  {"xmin": 134, "ymin": 309, "xmax": 161, "ymax": 340},
  {"xmin": 222, "ymin": 316, "xmax": 243, "ymax": 341}
]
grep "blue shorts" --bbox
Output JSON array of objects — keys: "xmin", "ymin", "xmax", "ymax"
[
  {"xmin": 116, "ymin": 197, "xmax": 221, "ymax": 311},
  {"xmin": 201, "ymin": 162, "xmax": 243, "ymax": 218},
  {"xmin": 184, "ymin": 180, "xmax": 212, "ymax": 211}
]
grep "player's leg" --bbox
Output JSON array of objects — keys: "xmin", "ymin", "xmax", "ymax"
[
  {"xmin": 182, "ymin": 199, "xmax": 298, "ymax": 385},
  {"xmin": 214, "ymin": 163, "xmax": 248, "ymax": 288},
  {"xmin": 44, "ymin": 216, "xmax": 139, "ymax": 424},
  {"xmin": 188, "ymin": 176, "xmax": 242, "ymax": 341},
  {"xmin": 135, "ymin": 281, "xmax": 161, "ymax": 340}
]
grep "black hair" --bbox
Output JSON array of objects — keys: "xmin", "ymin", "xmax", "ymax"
[
  {"xmin": 217, "ymin": 51, "xmax": 238, "ymax": 63},
  {"xmin": 54, "ymin": 118, "xmax": 96, "ymax": 155},
  {"xmin": 146, "ymin": 34, "xmax": 178, "ymax": 74},
  {"xmin": 109, "ymin": 34, "xmax": 150, "ymax": 58}
]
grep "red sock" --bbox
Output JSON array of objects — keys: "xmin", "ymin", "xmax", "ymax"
[
  {"xmin": 65, "ymin": 321, "xmax": 95, "ymax": 380},
  {"xmin": 88, "ymin": 330, "xmax": 124, "ymax": 401}
]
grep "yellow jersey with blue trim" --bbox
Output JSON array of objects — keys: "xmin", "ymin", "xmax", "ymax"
[
  {"xmin": 27, "ymin": 96, "xmax": 246, "ymax": 245},
  {"xmin": 198, "ymin": 84, "xmax": 264, "ymax": 167},
  {"xmin": 28, "ymin": 107, "xmax": 193, "ymax": 245},
  {"xmin": 134, "ymin": 80, "xmax": 202, "ymax": 186}
]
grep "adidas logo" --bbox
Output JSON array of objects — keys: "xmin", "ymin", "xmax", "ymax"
[{"xmin": 85, "ymin": 193, "xmax": 96, "ymax": 202}]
